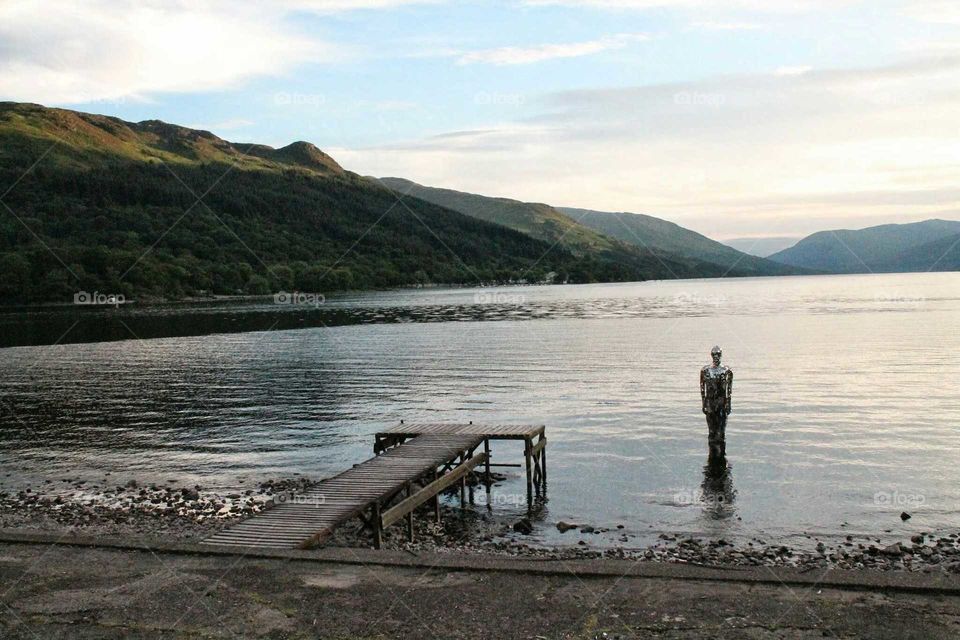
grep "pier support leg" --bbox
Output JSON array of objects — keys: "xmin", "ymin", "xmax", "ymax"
[
  {"xmin": 406, "ymin": 483, "xmax": 414, "ymax": 542},
  {"xmin": 459, "ymin": 454, "xmax": 467, "ymax": 508},
  {"xmin": 524, "ymin": 438, "xmax": 533, "ymax": 509},
  {"xmin": 432, "ymin": 470, "xmax": 441, "ymax": 522},
  {"xmin": 483, "ymin": 438, "xmax": 492, "ymax": 509},
  {"xmin": 541, "ymin": 437, "xmax": 547, "ymax": 490},
  {"xmin": 468, "ymin": 448, "xmax": 476, "ymax": 505},
  {"xmin": 372, "ymin": 502, "xmax": 382, "ymax": 550}
]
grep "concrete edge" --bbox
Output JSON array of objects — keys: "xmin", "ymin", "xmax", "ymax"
[{"xmin": 2, "ymin": 530, "xmax": 959, "ymax": 595}]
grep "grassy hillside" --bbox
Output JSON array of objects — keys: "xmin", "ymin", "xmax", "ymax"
[
  {"xmin": 560, "ymin": 207, "xmax": 805, "ymax": 277},
  {"xmin": 378, "ymin": 177, "xmax": 779, "ymax": 279},
  {"xmin": 379, "ymin": 177, "xmax": 618, "ymax": 254},
  {"xmin": 767, "ymin": 220, "xmax": 960, "ymax": 273},
  {"xmin": 0, "ymin": 102, "xmax": 642, "ymax": 303}
]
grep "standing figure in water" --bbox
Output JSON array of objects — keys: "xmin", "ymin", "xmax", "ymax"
[{"xmin": 700, "ymin": 345, "xmax": 733, "ymax": 457}]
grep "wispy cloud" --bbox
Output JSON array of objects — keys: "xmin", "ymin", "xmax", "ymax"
[
  {"xmin": 774, "ymin": 65, "xmax": 813, "ymax": 76},
  {"xmin": 0, "ymin": 0, "xmax": 433, "ymax": 104},
  {"xmin": 337, "ymin": 55, "xmax": 960, "ymax": 237},
  {"xmin": 690, "ymin": 21, "xmax": 763, "ymax": 31},
  {"xmin": 522, "ymin": 0, "xmax": 856, "ymax": 11},
  {"xmin": 457, "ymin": 33, "xmax": 648, "ymax": 65}
]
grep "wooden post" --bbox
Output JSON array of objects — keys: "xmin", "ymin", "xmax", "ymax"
[
  {"xmin": 432, "ymin": 470, "xmax": 441, "ymax": 522},
  {"xmin": 405, "ymin": 482, "xmax": 414, "ymax": 542},
  {"xmin": 483, "ymin": 438, "xmax": 492, "ymax": 509},
  {"xmin": 541, "ymin": 436, "xmax": 547, "ymax": 490},
  {"xmin": 459, "ymin": 454, "xmax": 467, "ymax": 508},
  {"xmin": 372, "ymin": 502, "xmax": 382, "ymax": 549},
  {"xmin": 467, "ymin": 448, "xmax": 476, "ymax": 505},
  {"xmin": 524, "ymin": 438, "xmax": 533, "ymax": 508}
]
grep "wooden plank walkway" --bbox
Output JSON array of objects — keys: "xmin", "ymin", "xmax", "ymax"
[
  {"xmin": 376, "ymin": 422, "xmax": 545, "ymax": 440},
  {"xmin": 201, "ymin": 433, "xmax": 484, "ymax": 550}
]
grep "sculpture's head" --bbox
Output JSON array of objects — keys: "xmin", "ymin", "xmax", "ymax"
[{"xmin": 711, "ymin": 345, "xmax": 722, "ymax": 366}]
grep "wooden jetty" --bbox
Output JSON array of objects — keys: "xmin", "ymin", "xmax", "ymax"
[
  {"xmin": 375, "ymin": 422, "xmax": 546, "ymax": 505},
  {"xmin": 201, "ymin": 422, "xmax": 546, "ymax": 550}
]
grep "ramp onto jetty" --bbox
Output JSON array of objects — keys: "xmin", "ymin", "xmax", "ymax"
[{"xmin": 201, "ymin": 423, "xmax": 546, "ymax": 550}]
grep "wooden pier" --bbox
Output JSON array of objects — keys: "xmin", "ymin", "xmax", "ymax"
[
  {"xmin": 375, "ymin": 422, "xmax": 546, "ymax": 506},
  {"xmin": 201, "ymin": 422, "xmax": 546, "ymax": 550}
]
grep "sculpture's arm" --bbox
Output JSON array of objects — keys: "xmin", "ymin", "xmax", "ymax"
[
  {"xmin": 725, "ymin": 369, "xmax": 733, "ymax": 413},
  {"xmin": 700, "ymin": 368, "xmax": 707, "ymax": 413}
]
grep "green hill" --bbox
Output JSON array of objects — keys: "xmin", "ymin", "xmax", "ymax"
[
  {"xmin": 767, "ymin": 219, "xmax": 960, "ymax": 273},
  {"xmin": 0, "ymin": 102, "xmax": 647, "ymax": 303},
  {"xmin": 559, "ymin": 207, "xmax": 804, "ymax": 276},
  {"xmin": 378, "ymin": 178, "xmax": 790, "ymax": 278}
]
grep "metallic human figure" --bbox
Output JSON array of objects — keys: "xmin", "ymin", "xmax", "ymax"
[{"xmin": 700, "ymin": 346, "xmax": 733, "ymax": 457}]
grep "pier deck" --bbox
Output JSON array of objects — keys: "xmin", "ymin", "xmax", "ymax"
[{"xmin": 201, "ymin": 423, "xmax": 546, "ymax": 550}]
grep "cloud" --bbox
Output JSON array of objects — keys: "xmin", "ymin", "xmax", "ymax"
[
  {"xmin": 899, "ymin": 0, "xmax": 960, "ymax": 24},
  {"xmin": 457, "ymin": 33, "xmax": 649, "ymax": 65},
  {"xmin": 774, "ymin": 65, "xmax": 813, "ymax": 76},
  {"xmin": 0, "ymin": 0, "xmax": 432, "ymax": 104},
  {"xmin": 336, "ymin": 55, "xmax": 960, "ymax": 237},
  {"xmin": 522, "ymin": 0, "xmax": 856, "ymax": 11},
  {"xmin": 281, "ymin": 0, "xmax": 439, "ymax": 10},
  {"xmin": 690, "ymin": 21, "xmax": 764, "ymax": 30}
]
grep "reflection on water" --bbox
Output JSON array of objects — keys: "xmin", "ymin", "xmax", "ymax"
[
  {"xmin": 701, "ymin": 451, "xmax": 736, "ymax": 521},
  {"xmin": 0, "ymin": 273, "xmax": 959, "ymax": 549}
]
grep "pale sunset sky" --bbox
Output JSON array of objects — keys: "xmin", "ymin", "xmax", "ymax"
[{"xmin": 1, "ymin": 0, "xmax": 958, "ymax": 240}]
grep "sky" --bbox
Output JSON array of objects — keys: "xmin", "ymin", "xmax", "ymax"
[{"xmin": 1, "ymin": 0, "xmax": 958, "ymax": 240}]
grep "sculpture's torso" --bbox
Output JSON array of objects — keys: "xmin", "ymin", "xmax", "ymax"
[{"xmin": 701, "ymin": 364, "xmax": 731, "ymax": 414}]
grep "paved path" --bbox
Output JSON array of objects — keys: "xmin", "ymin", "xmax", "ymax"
[{"xmin": 2, "ymin": 541, "xmax": 960, "ymax": 638}]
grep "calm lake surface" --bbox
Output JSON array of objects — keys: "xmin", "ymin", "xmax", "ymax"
[{"xmin": 1, "ymin": 273, "xmax": 958, "ymax": 549}]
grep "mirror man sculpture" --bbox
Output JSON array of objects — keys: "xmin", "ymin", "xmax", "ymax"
[{"xmin": 700, "ymin": 345, "xmax": 733, "ymax": 457}]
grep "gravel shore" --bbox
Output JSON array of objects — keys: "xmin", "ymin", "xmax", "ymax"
[{"xmin": 3, "ymin": 476, "xmax": 959, "ymax": 575}]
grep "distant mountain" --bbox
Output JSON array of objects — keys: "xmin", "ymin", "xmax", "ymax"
[
  {"xmin": 873, "ymin": 232, "xmax": 960, "ymax": 272},
  {"xmin": 767, "ymin": 219, "xmax": 960, "ymax": 273},
  {"xmin": 378, "ymin": 178, "xmax": 743, "ymax": 280},
  {"xmin": 722, "ymin": 236, "xmax": 801, "ymax": 258},
  {"xmin": 0, "ymin": 102, "xmax": 644, "ymax": 303},
  {"xmin": 560, "ymin": 207, "xmax": 804, "ymax": 277},
  {"xmin": 378, "ymin": 177, "xmax": 788, "ymax": 280}
]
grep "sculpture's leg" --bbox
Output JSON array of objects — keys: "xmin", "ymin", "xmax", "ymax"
[{"xmin": 706, "ymin": 412, "xmax": 726, "ymax": 458}]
